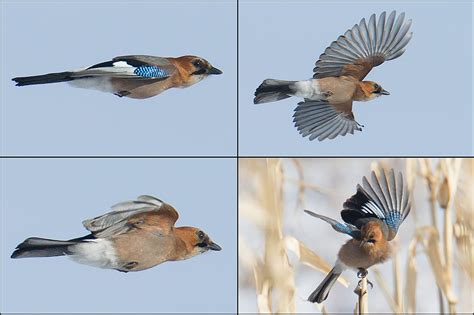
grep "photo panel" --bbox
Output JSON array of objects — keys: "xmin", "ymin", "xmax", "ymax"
[
  {"xmin": 1, "ymin": 0, "xmax": 237, "ymax": 156},
  {"xmin": 239, "ymin": 158, "xmax": 472, "ymax": 313},
  {"xmin": 239, "ymin": 1, "xmax": 472, "ymax": 156},
  {"xmin": 1, "ymin": 157, "xmax": 237, "ymax": 313}
]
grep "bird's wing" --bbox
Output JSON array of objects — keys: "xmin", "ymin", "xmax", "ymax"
[
  {"xmin": 82, "ymin": 195, "xmax": 179, "ymax": 238},
  {"xmin": 313, "ymin": 11, "xmax": 412, "ymax": 80},
  {"xmin": 72, "ymin": 55, "xmax": 176, "ymax": 80},
  {"xmin": 341, "ymin": 169, "xmax": 411, "ymax": 240},
  {"xmin": 293, "ymin": 100, "xmax": 363, "ymax": 141},
  {"xmin": 304, "ymin": 210, "xmax": 360, "ymax": 238}
]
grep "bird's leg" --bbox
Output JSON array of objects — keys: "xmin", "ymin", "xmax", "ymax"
[
  {"xmin": 322, "ymin": 91, "xmax": 333, "ymax": 98},
  {"xmin": 122, "ymin": 261, "xmax": 138, "ymax": 271},
  {"xmin": 357, "ymin": 268, "xmax": 373, "ymax": 288},
  {"xmin": 114, "ymin": 90, "xmax": 130, "ymax": 98}
]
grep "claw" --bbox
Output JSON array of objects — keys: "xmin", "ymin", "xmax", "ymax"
[
  {"xmin": 356, "ymin": 268, "xmax": 373, "ymax": 289},
  {"xmin": 357, "ymin": 268, "xmax": 368, "ymax": 278},
  {"xmin": 357, "ymin": 278, "xmax": 373, "ymax": 289},
  {"xmin": 367, "ymin": 279, "xmax": 373, "ymax": 289},
  {"xmin": 323, "ymin": 91, "xmax": 334, "ymax": 98}
]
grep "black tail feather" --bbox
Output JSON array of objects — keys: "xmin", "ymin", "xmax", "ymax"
[
  {"xmin": 308, "ymin": 267, "xmax": 342, "ymax": 303},
  {"xmin": 12, "ymin": 71, "xmax": 74, "ymax": 86},
  {"xmin": 11, "ymin": 235, "xmax": 94, "ymax": 259},
  {"xmin": 254, "ymin": 79, "xmax": 295, "ymax": 104}
]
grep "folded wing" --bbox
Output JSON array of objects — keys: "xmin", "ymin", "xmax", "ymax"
[
  {"xmin": 82, "ymin": 195, "xmax": 179, "ymax": 238},
  {"xmin": 71, "ymin": 55, "xmax": 176, "ymax": 80}
]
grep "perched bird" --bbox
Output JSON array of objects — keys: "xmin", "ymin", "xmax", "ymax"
[
  {"xmin": 11, "ymin": 195, "xmax": 221, "ymax": 272},
  {"xmin": 304, "ymin": 168, "xmax": 411, "ymax": 303},
  {"xmin": 12, "ymin": 55, "xmax": 222, "ymax": 99},
  {"xmin": 254, "ymin": 11, "xmax": 413, "ymax": 141}
]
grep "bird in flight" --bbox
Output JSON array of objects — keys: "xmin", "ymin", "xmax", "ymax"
[
  {"xmin": 12, "ymin": 55, "xmax": 222, "ymax": 99},
  {"xmin": 254, "ymin": 11, "xmax": 413, "ymax": 141},
  {"xmin": 11, "ymin": 195, "xmax": 221, "ymax": 272},
  {"xmin": 304, "ymin": 168, "xmax": 411, "ymax": 303}
]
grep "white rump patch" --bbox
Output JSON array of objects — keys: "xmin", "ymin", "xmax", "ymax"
[
  {"xmin": 334, "ymin": 260, "xmax": 349, "ymax": 273},
  {"xmin": 69, "ymin": 239, "xmax": 119, "ymax": 269},
  {"xmin": 293, "ymin": 79, "xmax": 323, "ymax": 100}
]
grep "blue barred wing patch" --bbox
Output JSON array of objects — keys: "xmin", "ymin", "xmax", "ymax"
[
  {"xmin": 134, "ymin": 66, "xmax": 169, "ymax": 78},
  {"xmin": 334, "ymin": 222, "xmax": 360, "ymax": 238},
  {"xmin": 384, "ymin": 211, "xmax": 402, "ymax": 232}
]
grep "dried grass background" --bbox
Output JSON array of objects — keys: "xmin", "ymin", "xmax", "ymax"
[{"xmin": 239, "ymin": 158, "xmax": 473, "ymax": 313}]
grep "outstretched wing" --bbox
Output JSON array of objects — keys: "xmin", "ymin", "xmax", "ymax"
[
  {"xmin": 341, "ymin": 169, "xmax": 411, "ymax": 240},
  {"xmin": 304, "ymin": 210, "xmax": 360, "ymax": 239},
  {"xmin": 293, "ymin": 100, "xmax": 363, "ymax": 141},
  {"xmin": 313, "ymin": 11, "xmax": 412, "ymax": 80},
  {"xmin": 82, "ymin": 195, "xmax": 179, "ymax": 238},
  {"xmin": 72, "ymin": 55, "xmax": 176, "ymax": 80}
]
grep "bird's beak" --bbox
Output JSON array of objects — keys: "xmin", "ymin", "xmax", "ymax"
[
  {"xmin": 380, "ymin": 89, "xmax": 390, "ymax": 95},
  {"xmin": 207, "ymin": 241, "xmax": 222, "ymax": 251},
  {"xmin": 207, "ymin": 67, "xmax": 223, "ymax": 75}
]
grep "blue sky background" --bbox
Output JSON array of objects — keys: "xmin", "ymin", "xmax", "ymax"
[
  {"xmin": 1, "ymin": 158, "xmax": 237, "ymax": 313},
  {"xmin": 1, "ymin": 0, "xmax": 236, "ymax": 156},
  {"xmin": 239, "ymin": 1, "xmax": 473, "ymax": 156}
]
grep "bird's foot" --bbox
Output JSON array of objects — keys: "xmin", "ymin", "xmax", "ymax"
[
  {"xmin": 114, "ymin": 90, "xmax": 130, "ymax": 97},
  {"xmin": 356, "ymin": 269, "xmax": 373, "ymax": 289},
  {"xmin": 323, "ymin": 91, "xmax": 334, "ymax": 98},
  {"xmin": 357, "ymin": 268, "xmax": 368, "ymax": 278},
  {"xmin": 357, "ymin": 278, "xmax": 373, "ymax": 289}
]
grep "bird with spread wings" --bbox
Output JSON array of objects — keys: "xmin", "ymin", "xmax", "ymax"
[{"xmin": 254, "ymin": 11, "xmax": 413, "ymax": 141}]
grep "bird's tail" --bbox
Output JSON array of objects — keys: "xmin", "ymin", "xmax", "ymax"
[
  {"xmin": 11, "ymin": 235, "xmax": 92, "ymax": 258},
  {"xmin": 254, "ymin": 79, "xmax": 296, "ymax": 104},
  {"xmin": 308, "ymin": 264, "xmax": 344, "ymax": 303},
  {"xmin": 12, "ymin": 71, "xmax": 75, "ymax": 86}
]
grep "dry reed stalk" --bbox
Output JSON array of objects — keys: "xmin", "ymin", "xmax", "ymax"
[
  {"xmin": 258, "ymin": 159, "xmax": 295, "ymax": 313},
  {"xmin": 285, "ymin": 236, "xmax": 349, "ymax": 287},
  {"xmin": 354, "ymin": 276, "xmax": 368, "ymax": 314},
  {"xmin": 392, "ymin": 251, "xmax": 403, "ymax": 313},
  {"xmin": 439, "ymin": 159, "xmax": 462, "ymax": 313},
  {"xmin": 373, "ymin": 267, "xmax": 400, "ymax": 312},
  {"xmin": 418, "ymin": 158, "xmax": 447, "ymax": 313},
  {"xmin": 405, "ymin": 234, "xmax": 421, "ymax": 313},
  {"xmin": 453, "ymin": 159, "xmax": 474, "ymax": 312}
]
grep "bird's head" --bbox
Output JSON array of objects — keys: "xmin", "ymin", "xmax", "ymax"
[
  {"xmin": 359, "ymin": 221, "xmax": 385, "ymax": 248},
  {"xmin": 175, "ymin": 226, "xmax": 222, "ymax": 259},
  {"xmin": 360, "ymin": 81, "xmax": 390, "ymax": 100},
  {"xmin": 177, "ymin": 56, "xmax": 222, "ymax": 85}
]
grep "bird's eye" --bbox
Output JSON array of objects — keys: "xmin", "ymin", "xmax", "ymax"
[
  {"xmin": 373, "ymin": 84, "xmax": 379, "ymax": 90},
  {"xmin": 197, "ymin": 231, "xmax": 205, "ymax": 239},
  {"xmin": 193, "ymin": 59, "xmax": 203, "ymax": 68}
]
